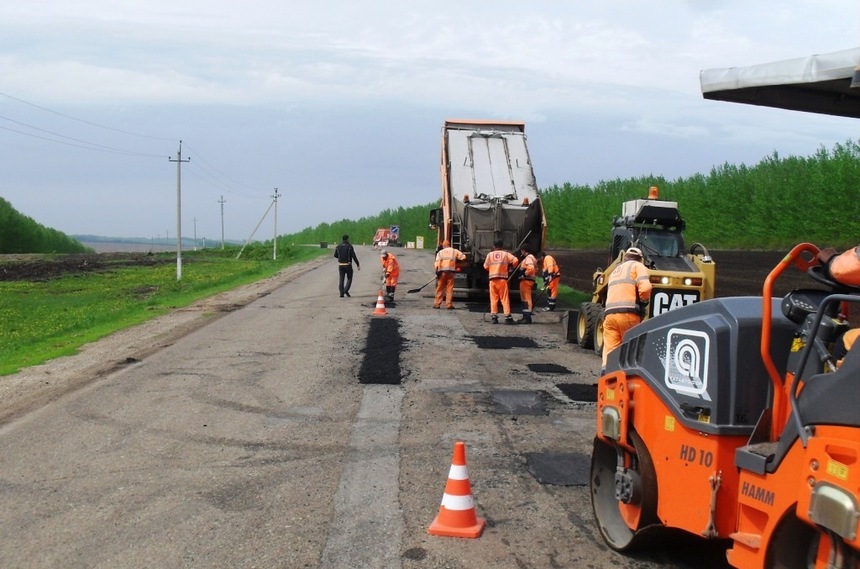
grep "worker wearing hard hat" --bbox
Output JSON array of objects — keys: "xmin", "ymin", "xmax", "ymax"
[
  {"xmin": 380, "ymin": 250, "xmax": 400, "ymax": 303},
  {"xmin": 516, "ymin": 246, "xmax": 538, "ymax": 324},
  {"xmin": 483, "ymin": 239, "xmax": 519, "ymax": 324},
  {"xmin": 602, "ymin": 247, "xmax": 652, "ymax": 373},
  {"xmin": 433, "ymin": 240, "xmax": 466, "ymax": 309}
]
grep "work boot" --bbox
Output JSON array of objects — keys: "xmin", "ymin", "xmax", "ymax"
[
  {"xmin": 518, "ymin": 313, "xmax": 532, "ymax": 324},
  {"xmin": 491, "ymin": 315, "xmax": 499, "ymax": 324},
  {"xmin": 547, "ymin": 299, "xmax": 556, "ymax": 311},
  {"xmin": 504, "ymin": 315, "xmax": 515, "ymax": 325}
]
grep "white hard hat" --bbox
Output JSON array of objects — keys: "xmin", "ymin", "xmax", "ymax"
[
  {"xmin": 625, "ymin": 247, "xmax": 643, "ymax": 258},
  {"xmin": 380, "ymin": 249, "xmax": 388, "ymax": 256}
]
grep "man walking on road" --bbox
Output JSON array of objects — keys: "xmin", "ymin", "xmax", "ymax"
[
  {"xmin": 516, "ymin": 246, "xmax": 538, "ymax": 324},
  {"xmin": 537, "ymin": 251, "xmax": 561, "ymax": 311},
  {"xmin": 602, "ymin": 247, "xmax": 651, "ymax": 373},
  {"xmin": 433, "ymin": 240, "xmax": 466, "ymax": 309},
  {"xmin": 380, "ymin": 249, "xmax": 400, "ymax": 303},
  {"xmin": 334, "ymin": 234, "xmax": 360, "ymax": 298},
  {"xmin": 483, "ymin": 239, "xmax": 519, "ymax": 324}
]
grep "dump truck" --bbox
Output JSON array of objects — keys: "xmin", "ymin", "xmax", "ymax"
[
  {"xmin": 590, "ymin": 47, "xmax": 860, "ymax": 569},
  {"xmin": 429, "ymin": 119, "xmax": 546, "ymax": 295},
  {"xmin": 575, "ymin": 186, "xmax": 715, "ymax": 355}
]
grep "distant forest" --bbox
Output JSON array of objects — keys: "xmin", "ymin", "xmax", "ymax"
[
  {"xmin": 285, "ymin": 139, "xmax": 860, "ymax": 252},
  {"xmin": 0, "ymin": 197, "xmax": 91, "ymax": 254},
  {"xmin": 4, "ymin": 140, "xmax": 860, "ymax": 254}
]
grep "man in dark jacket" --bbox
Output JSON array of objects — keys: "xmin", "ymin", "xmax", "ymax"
[{"xmin": 334, "ymin": 234, "xmax": 360, "ymax": 297}]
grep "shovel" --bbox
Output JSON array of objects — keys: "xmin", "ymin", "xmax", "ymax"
[{"xmin": 407, "ymin": 276, "xmax": 436, "ymax": 294}]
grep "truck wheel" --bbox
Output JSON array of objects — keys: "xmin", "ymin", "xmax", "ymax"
[
  {"xmin": 593, "ymin": 309, "xmax": 605, "ymax": 357},
  {"xmin": 576, "ymin": 302, "xmax": 600, "ymax": 349},
  {"xmin": 590, "ymin": 430, "xmax": 660, "ymax": 552}
]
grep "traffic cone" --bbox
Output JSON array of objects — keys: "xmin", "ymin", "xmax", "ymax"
[
  {"xmin": 428, "ymin": 441, "xmax": 485, "ymax": 538},
  {"xmin": 373, "ymin": 290, "xmax": 388, "ymax": 316}
]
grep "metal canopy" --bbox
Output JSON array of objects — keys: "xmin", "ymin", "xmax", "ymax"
[{"xmin": 700, "ymin": 47, "xmax": 860, "ymax": 118}]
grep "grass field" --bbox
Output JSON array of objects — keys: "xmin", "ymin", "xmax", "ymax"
[{"xmin": 0, "ymin": 245, "xmax": 329, "ymax": 376}]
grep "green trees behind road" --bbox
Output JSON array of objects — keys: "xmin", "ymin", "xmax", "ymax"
[
  {"xmin": 0, "ymin": 197, "xmax": 91, "ymax": 254},
  {"xmin": 5, "ymin": 138, "xmax": 859, "ymax": 254},
  {"xmin": 542, "ymin": 139, "xmax": 860, "ymax": 250}
]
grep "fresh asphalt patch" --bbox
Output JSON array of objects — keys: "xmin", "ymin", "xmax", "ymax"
[
  {"xmin": 470, "ymin": 336, "xmax": 539, "ymax": 349},
  {"xmin": 526, "ymin": 452, "xmax": 590, "ymax": 486},
  {"xmin": 527, "ymin": 363, "xmax": 571, "ymax": 374},
  {"xmin": 358, "ymin": 318, "xmax": 403, "ymax": 385},
  {"xmin": 556, "ymin": 383, "xmax": 598, "ymax": 402}
]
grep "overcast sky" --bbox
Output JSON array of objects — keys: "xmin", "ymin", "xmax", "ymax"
[{"xmin": 1, "ymin": 1, "xmax": 857, "ymax": 242}]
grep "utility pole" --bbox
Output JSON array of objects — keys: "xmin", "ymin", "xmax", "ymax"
[
  {"xmin": 169, "ymin": 141, "xmax": 190, "ymax": 281},
  {"xmin": 218, "ymin": 195, "xmax": 226, "ymax": 250},
  {"xmin": 192, "ymin": 217, "xmax": 198, "ymax": 251},
  {"xmin": 272, "ymin": 188, "xmax": 281, "ymax": 260}
]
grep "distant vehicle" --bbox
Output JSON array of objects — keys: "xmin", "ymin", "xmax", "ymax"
[
  {"xmin": 372, "ymin": 226, "xmax": 401, "ymax": 248},
  {"xmin": 429, "ymin": 119, "xmax": 546, "ymax": 295}
]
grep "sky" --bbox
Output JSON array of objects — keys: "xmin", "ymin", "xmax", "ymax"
[{"xmin": 1, "ymin": 1, "xmax": 858, "ymax": 243}]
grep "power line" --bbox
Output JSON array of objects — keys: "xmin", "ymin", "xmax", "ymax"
[
  {"xmin": 0, "ymin": 117, "xmax": 165, "ymax": 157},
  {"xmin": 0, "ymin": 89, "xmax": 175, "ymax": 142}
]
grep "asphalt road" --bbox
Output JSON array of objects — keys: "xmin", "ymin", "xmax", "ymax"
[{"xmin": 0, "ymin": 246, "xmax": 734, "ymax": 569}]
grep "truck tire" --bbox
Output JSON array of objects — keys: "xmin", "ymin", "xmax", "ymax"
[
  {"xmin": 593, "ymin": 309, "xmax": 605, "ymax": 357},
  {"xmin": 576, "ymin": 302, "xmax": 600, "ymax": 349}
]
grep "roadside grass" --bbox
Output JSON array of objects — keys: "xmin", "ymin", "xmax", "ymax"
[{"xmin": 0, "ymin": 245, "xmax": 329, "ymax": 376}]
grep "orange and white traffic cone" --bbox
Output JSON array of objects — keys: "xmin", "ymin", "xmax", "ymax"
[
  {"xmin": 373, "ymin": 290, "xmax": 388, "ymax": 316},
  {"xmin": 428, "ymin": 441, "xmax": 485, "ymax": 538}
]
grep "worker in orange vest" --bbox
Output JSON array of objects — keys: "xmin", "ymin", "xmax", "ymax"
[
  {"xmin": 602, "ymin": 247, "xmax": 652, "ymax": 373},
  {"xmin": 516, "ymin": 246, "xmax": 538, "ymax": 324},
  {"xmin": 483, "ymin": 239, "xmax": 519, "ymax": 324},
  {"xmin": 380, "ymin": 250, "xmax": 400, "ymax": 303},
  {"xmin": 537, "ymin": 251, "xmax": 560, "ymax": 312},
  {"xmin": 822, "ymin": 245, "xmax": 860, "ymax": 286},
  {"xmin": 433, "ymin": 240, "xmax": 466, "ymax": 309}
]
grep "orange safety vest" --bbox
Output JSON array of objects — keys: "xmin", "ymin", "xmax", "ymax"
[
  {"xmin": 435, "ymin": 246, "xmax": 465, "ymax": 272},
  {"xmin": 542, "ymin": 254, "xmax": 559, "ymax": 277},
  {"xmin": 829, "ymin": 246, "xmax": 860, "ymax": 286},
  {"xmin": 605, "ymin": 260, "xmax": 652, "ymax": 315},
  {"xmin": 483, "ymin": 249, "xmax": 519, "ymax": 280},
  {"xmin": 519, "ymin": 254, "xmax": 537, "ymax": 280},
  {"xmin": 381, "ymin": 254, "xmax": 400, "ymax": 277}
]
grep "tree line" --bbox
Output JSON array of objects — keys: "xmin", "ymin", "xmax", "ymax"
[
  {"xmin": 284, "ymin": 139, "xmax": 860, "ymax": 252},
  {"xmin": 4, "ymin": 139, "xmax": 859, "ymax": 254},
  {"xmin": 0, "ymin": 197, "xmax": 92, "ymax": 254}
]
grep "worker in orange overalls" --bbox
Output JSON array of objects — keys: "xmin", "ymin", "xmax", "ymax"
[
  {"xmin": 537, "ymin": 251, "xmax": 560, "ymax": 312},
  {"xmin": 602, "ymin": 247, "xmax": 652, "ymax": 373},
  {"xmin": 380, "ymin": 249, "xmax": 400, "ymax": 303},
  {"xmin": 433, "ymin": 240, "xmax": 466, "ymax": 309},
  {"xmin": 483, "ymin": 239, "xmax": 519, "ymax": 324},
  {"xmin": 516, "ymin": 246, "xmax": 538, "ymax": 324}
]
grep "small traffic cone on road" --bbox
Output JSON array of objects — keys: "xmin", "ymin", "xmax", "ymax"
[
  {"xmin": 373, "ymin": 290, "xmax": 388, "ymax": 316},
  {"xmin": 428, "ymin": 441, "xmax": 485, "ymax": 538}
]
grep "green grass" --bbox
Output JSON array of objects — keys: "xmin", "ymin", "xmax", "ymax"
[{"xmin": 0, "ymin": 245, "xmax": 329, "ymax": 376}]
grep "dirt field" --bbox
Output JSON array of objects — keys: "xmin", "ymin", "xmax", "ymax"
[{"xmin": 550, "ymin": 248, "xmax": 812, "ymax": 299}]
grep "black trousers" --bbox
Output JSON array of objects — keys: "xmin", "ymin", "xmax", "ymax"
[{"xmin": 338, "ymin": 265, "xmax": 354, "ymax": 295}]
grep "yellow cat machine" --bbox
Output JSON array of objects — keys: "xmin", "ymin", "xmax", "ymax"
[
  {"xmin": 429, "ymin": 119, "xmax": 546, "ymax": 296},
  {"xmin": 575, "ymin": 185, "xmax": 715, "ymax": 355},
  {"xmin": 591, "ymin": 48, "xmax": 860, "ymax": 568}
]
